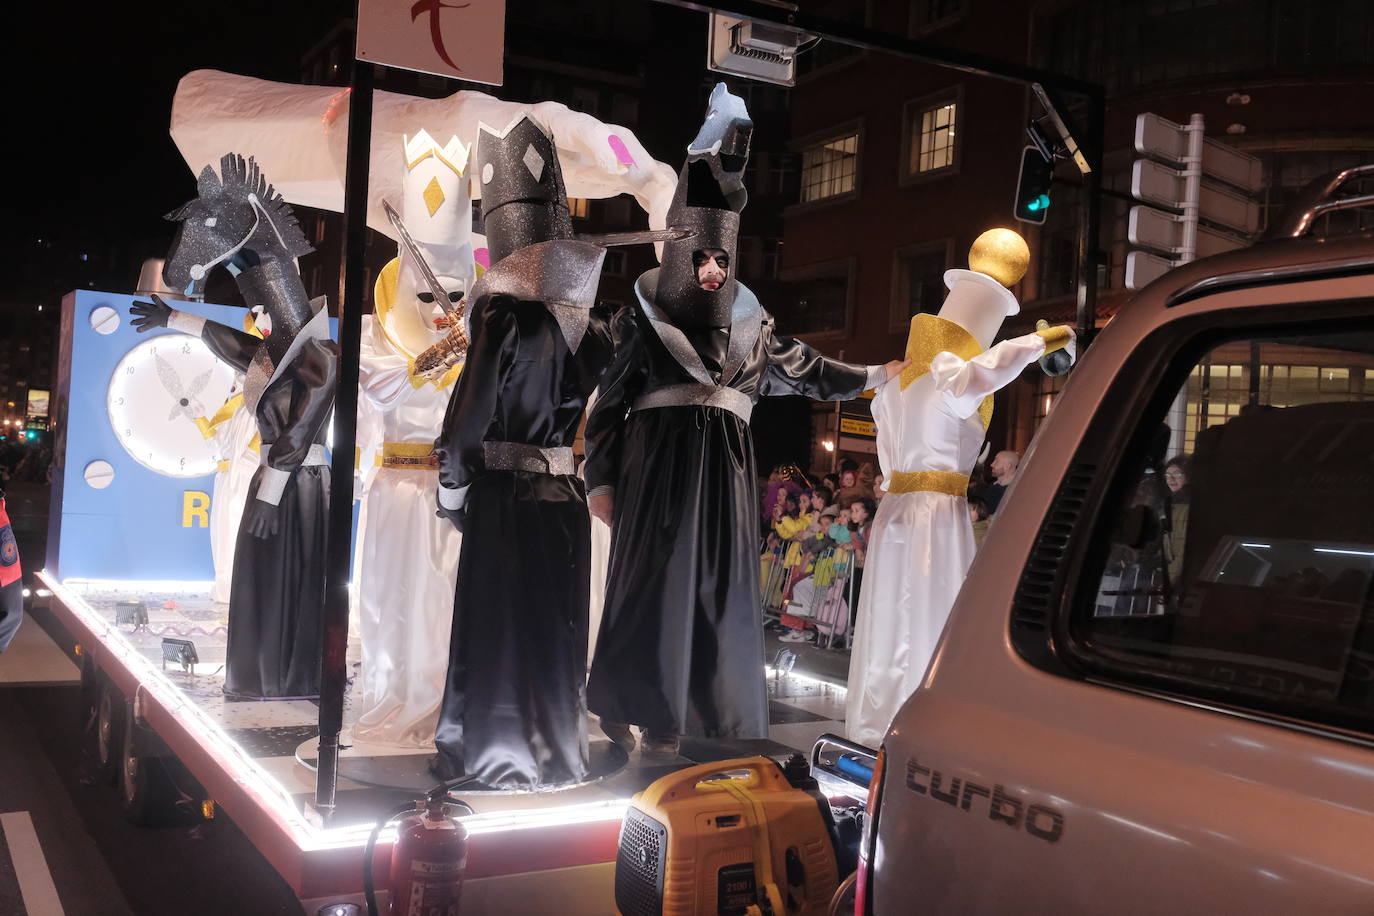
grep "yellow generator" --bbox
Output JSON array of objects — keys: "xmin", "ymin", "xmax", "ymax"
[{"xmin": 614, "ymin": 756, "xmax": 840, "ymax": 916}]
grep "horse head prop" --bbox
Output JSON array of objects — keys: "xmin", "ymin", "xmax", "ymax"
[{"xmin": 163, "ymin": 153, "xmax": 317, "ymax": 363}]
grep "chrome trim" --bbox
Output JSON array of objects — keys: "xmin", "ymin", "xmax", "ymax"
[{"xmin": 1264, "ymin": 164, "xmax": 1374, "ymax": 240}]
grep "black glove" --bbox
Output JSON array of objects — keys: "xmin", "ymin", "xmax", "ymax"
[
  {"xmin": 130, "ymin": 293, "xmax": 174, "ymax": 333},
  {"xmin": 243, "ymin": 500, "xmax": 280, "ymax": 539},
  {"xmin": 435, "ymin": 493, "xmax": 466, "ymax": 533}
]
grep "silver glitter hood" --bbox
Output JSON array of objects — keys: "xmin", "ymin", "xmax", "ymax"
[
  {"xmin": 468, "ymin": 239, "xmax": 606, "ymax": 353},
  {"xmin": 655, "ymin": 83, "xmax": 753, "ymax": 329},
  {"xmin": 474, "ymin": 115, "xmax": 574, "ymax": 268}
]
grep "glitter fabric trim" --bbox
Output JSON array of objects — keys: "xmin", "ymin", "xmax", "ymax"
[
  {"xmin": 900, "ymin": 312, "xmax": 994, "ymax": 430},
  {"xmin": 631, "ymin": 383, "xmax": 753, "ymax": 423},
  {"xmin": 1035, "ymin": 324, "xmax": 1072, "ymax": 354},
  {"xmin": 633, "ymin": 271, "xmax": 764, "ymax": 386},
  {"xmin": 168, "ymin": 310, "xmax": 207, "ymax": 336},
  {"xmin": 259, "ymin": 442, "xmax": 328, "ymax": 467},
  {"xmin": 482, "ymin": 441, "xmax": 575, "ymax": 476},
  {"xmin": 887, "ymin": 470, "xmax": 970, "ymax": 498},
  {"xmin": 379, "ymin": 442, "xmax": 439, "ymax": 470}
]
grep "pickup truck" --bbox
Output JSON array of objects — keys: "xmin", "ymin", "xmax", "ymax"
[{"xmin": 857, "ymin": 168, "xmax": 1374, "ymax": 914}]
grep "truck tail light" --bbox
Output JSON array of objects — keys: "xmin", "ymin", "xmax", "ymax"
[{"xmin": 854, "ymin": 745, "xmax": 886, "ymax": 916}]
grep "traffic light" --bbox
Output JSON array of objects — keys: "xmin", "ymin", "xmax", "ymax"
[
  {"xmin": 1014, "ymin": 145, "xmax": 1054, "ymax": 225},
  {"xmin": 25, "ymin": 430, "xmax": 36, "ymax": 441}
]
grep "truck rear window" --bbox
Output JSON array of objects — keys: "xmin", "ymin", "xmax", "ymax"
[{"xmin": 1071, "ymin": 326, "xmax": 1374, "ymax": 737}]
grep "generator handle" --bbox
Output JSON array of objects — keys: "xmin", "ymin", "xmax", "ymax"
[
  {"xmin": 647, "ymin": 756, "xmax": 781, "ymax": 802},
  {"xmin": 811, "ymin": 733, "xmax": 878, "ymax": 771}
]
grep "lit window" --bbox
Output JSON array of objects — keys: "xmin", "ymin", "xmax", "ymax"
[
  {"xmin": 569, "ymin": 198, "xmax": 590, "ymax": 219},
  {"xmin": 907, "ymin": 100, "xmax": 958, "ymax": 176},
  {"xmin": 799, "ymin": 133, "xmax": 859, "ymax": 203}
]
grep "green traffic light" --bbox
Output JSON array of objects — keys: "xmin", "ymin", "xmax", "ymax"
[{"xmin": 1027, "ymin": 193, "xmax": 1050, "ymax": 212}]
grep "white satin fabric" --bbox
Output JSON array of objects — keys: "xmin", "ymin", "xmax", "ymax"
[
  {"xmin": 846, "ymin": 332, "xmax": 1054, "ymax": 746},
  {"xmin": 351, "ymin": 316, "xmax": 461, "ymax": 749},
  {"xmin": 588, "ymin": 514, "xmax": 611, "ymax": 661},
  {"xmin": 210, "ymin": 401, "xmax": 258, "ymax": 605}
]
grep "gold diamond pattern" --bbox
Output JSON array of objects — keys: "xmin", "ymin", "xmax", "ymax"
[{"xmin": 422, "ymin": 176, "xmax": 446, "ymax": 216}]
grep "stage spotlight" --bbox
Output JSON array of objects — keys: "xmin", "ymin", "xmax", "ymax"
[{"xmin": 161, "ymin": 637, "xmax": 199, "ymax": 674}]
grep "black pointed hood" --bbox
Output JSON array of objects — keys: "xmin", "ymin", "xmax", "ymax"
[{"xmin": 475, "ymin": 115, "xmax": 574, "ymax": 267}]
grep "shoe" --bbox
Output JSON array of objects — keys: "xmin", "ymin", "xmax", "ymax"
[
  {"xmin": 600, "ymin": 719, "xmax": 636, "ymax": 754},
  {"xmin": 641, "ymin": 730, "xmax": 680, "ymax": 755},
  {"xmin": 779, "ymin": 630, "xmax": 810, "ymax": 643}
]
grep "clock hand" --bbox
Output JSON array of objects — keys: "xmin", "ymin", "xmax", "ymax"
[{"xmin": 155, "ymin": 353, "xmax": 186, "ymax": 400}]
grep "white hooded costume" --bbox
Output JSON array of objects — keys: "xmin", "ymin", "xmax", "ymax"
[
  {"xmin": 350, "ymin": 131, "xmax": 474, "ymax": 748},
  {"xmin": 845, "ymin": 262, "xmax": 1075, "ymax": 747}
]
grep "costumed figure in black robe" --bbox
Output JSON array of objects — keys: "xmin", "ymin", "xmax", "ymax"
[
  {"xmin": 432, "ymin": 115, "xmax": 617, "ymax": 789},
  {"xmin": 131, "ymin": 153, "xmax": 338, "ymax": 699},
  {"xmin": 583, "ymin": 84, "xmax": 901, "ymax": 752}
]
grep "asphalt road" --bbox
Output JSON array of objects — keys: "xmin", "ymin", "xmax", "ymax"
[{"xmin": 0, "ymin": 481, "xmax": 303, "ymax": 916}]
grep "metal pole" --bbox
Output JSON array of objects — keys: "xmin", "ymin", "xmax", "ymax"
[
  {"xmin": 1166, "ymin": 114, "xmax": 1205, "ymax": 455},
  {"xmin": 316, "ymin": 61, "xmax": 373, "ymax": 812}
]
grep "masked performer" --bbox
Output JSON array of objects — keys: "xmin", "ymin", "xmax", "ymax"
[
  {"xmin": 583, "ymin": 84, "xmax": 905, "ymax": 753},
  {"xmin": 844, "ymin": 230, "xmax": 1076, "ymax": 746},
  {"xmin": 351, "ymin": 130, "xmax": 473, "ymax": 749},
  {"xmin": 131, "ymin": 154, "xmax": 337, "ymax": 699},
  {"xmin": 432, "ymin": 115, "xmax": 617, "ymax": 789}
]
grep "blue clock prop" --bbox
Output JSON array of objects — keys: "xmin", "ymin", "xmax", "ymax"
[{"xmin": 47, "ymin": 290, "xmax": 345, "ymax": 583}]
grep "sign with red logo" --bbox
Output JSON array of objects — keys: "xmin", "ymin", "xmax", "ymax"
[{"xmin": 356, "ymin": 0, "xmax": 505, "ymax": 86}]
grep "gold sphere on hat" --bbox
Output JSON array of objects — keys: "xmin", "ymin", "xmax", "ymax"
[{"xmin": 968, "ymin": 228, "xmax": 1030, "ymax": 288}]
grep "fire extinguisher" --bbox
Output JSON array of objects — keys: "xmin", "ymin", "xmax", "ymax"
[{"xmin": 364, "ymin": 785, "xmax": 473, "ymax": 916}]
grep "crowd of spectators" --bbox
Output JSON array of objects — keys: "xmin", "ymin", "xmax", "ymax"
[
  {"xmin": 759, "ymin": 458, "xmax": 879, "ymax": 645},
  {"xmin": 761, "ymin": 449, "xmax": 1026, "ymax": 647}
]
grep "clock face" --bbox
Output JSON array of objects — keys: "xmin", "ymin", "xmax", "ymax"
[{"xmin": 107, "ymin": 335, "xmax": 238, "ymax": 477}]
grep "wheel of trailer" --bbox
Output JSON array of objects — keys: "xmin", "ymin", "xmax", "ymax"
[
  {"xmin": 93, "ymin": 679, "xmax": 125, "ymax": 786},
  {"xmin": 118, "ymin": 701, "xmax": 182, "ymax": 826}
]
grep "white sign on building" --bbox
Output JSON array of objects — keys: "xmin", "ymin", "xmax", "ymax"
[{"xmin": 356, "ymin": 0, "xmax": 506, "ymax": 86}]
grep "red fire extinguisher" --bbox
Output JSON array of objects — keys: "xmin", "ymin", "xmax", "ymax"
[{"xmin": 364, "ymin": 788, "xmax": 472, "ymax": 916}]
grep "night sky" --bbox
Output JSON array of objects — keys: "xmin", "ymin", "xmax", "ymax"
[{"xmin": 2, "ymin": 1, "xmax": 347, "ymax": 311}]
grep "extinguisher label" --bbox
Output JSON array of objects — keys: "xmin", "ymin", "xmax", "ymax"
[{"xmin": 407, "ymin": 859, "xmax": 464, "ymax": 916}]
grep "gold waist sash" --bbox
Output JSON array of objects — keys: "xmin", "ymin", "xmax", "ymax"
[
  {"xmin": 378, "ymin": 442, "xmax": 439, "ymax": 470},
  {"xmin": 888, "ymin": 470, "xmax": 969, "ymax": 497}
]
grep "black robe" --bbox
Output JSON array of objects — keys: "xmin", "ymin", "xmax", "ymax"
[
  {"xmin": 196, "ymin": 314, "xmax": 338, "ymax": 699},
  {"xmin": 583, "ymin": 271, "xmax": 873, "ymax": 738},
  {"xmin": 433, "ymin": 242, "xmax": 615, "ymax": 789}
]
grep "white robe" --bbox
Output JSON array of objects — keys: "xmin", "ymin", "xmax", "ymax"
[
  {"xmin": 209, "ymin": 398, "xmax": 258, "ymax": 605},
  {"xmin": 588, "ymin": 514, "xmax": 611, "ymax": 661},
  {"xmin": 845, "ymin": 332, "xmax": 1058, "ymax": 746},
  {"xmin": 350, "ymin": 315, "xmax": 462, "ymax": 749}
]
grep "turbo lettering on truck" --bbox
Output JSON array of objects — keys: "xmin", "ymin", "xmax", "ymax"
[{"xmin": 905, "ymin": 757, "xmax": 1065, "ymax": 843}]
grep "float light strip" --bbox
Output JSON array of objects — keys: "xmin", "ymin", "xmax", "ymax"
[
  {"xmin": 1314, "ymin": 547, "xmax": 1374, "ymax": 557},
  {"xmin": 766, "ymin": 665, "xmax": 849, "ymax": 695},
  {"xmin": 310, "ymin": 799, "xmax": 632, "ymax": 850},
  {"xmin": 43, "ymin": 571, "xmax": 317, "ymax": 846},
  {"xmin": 45, "ymin": 571, "xmax": 640, "ymax": 851}
]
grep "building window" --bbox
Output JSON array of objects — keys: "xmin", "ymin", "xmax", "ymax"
[
  {"xmin": 569, "ymin": 198, "xmax": 590, "ymax": 220},
  {"xmin": 315, "ymin": 216, "xmax": 327, "ymax": 244},
  {"xmin": 910, "ymin": 0, "xmax": 963, "ymax": 33},
  {"xmin": 799, "ymin": 132, "xmax": 859, "ymax": 204},
  {"xmin": 891, "ymin": 240, "xmax": 950, "ymax": 328},
  {"xmin": 902, "ymin": 93, "xmax": 959, "ymax": 180},
  {"xmin": 602, "ymin": 250, "xmax": 627, "ymax": 276},
  {"xmin": 775, "ymin": 259, "xmax": 854, "ymax": 336}
]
